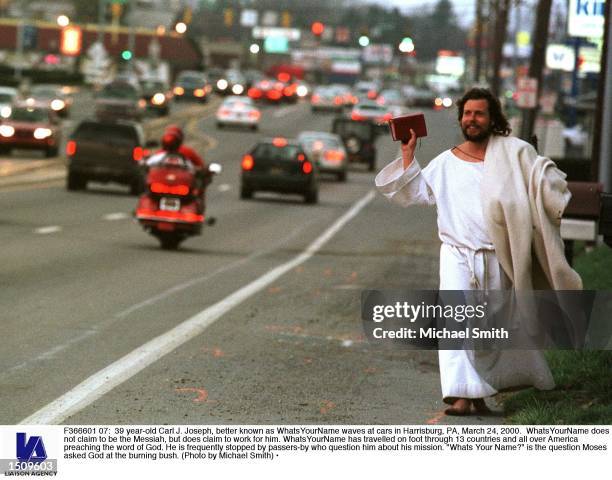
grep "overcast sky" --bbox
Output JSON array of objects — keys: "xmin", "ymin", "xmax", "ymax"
[{"xmin": 371, "ymin": 0, "xmax": 476, "ymax": 27}]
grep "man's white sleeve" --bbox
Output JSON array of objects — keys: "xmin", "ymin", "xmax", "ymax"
[{"xmin": 374, "ymin": 157, "xmax": 436, "ymax": 207}]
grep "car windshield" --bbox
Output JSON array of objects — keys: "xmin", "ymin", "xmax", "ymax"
[
  {"xmin": 300, "ymin": 136, "xmax": 341, "ymax": 150},
  {"xmin": 141, "ymin": 81, "xmax": 165, "ymax": 91},
  {"xmin": 73, "ymin": 122, "xmax": 138, "ymax": 144},
  {"xmin": 100, "ymin": 84, "xmax": 138, "ymax": 99},
  {"xmin": 0, "ymin": 93, "xmax": 14, "ymax": 102},
  {"xmin": 359, "ymin": 104, "xmax": 386, "ymax": 112},
  {"xmin": 10, "ymin": 107, "xmax": 48, "ymax": 122},
  {"xmin": 334, "ymin": 121, "xmax": 372, "ymax": 138},
  {"xmin": 31, "ymin": 87, "xmax": 59, "ymax": 98},
  {"xmin": 254, "ymin": 143, "xmax": 300, "ymax": 161}
]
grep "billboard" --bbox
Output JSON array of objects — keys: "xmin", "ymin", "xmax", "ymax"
[{"xmin": 568, "ymin": 0, "xmax": 606, "ymax": 38}]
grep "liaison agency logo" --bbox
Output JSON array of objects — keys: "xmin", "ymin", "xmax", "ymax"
[{"xmin": 1, "ymin": 431, "xmax": 58, "ymax": 476}]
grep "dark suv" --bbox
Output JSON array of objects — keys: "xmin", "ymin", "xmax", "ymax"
[
  {"xmin": 332, "ymin": 117, "xmax": 377, "ymax": 171},
  {"xmin": 66, "ymin": 119, "xmax": 149, "ymax": 194}
]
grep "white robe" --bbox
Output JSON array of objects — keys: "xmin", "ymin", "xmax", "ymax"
[{"xmin": 375, "ymin": 151, "xmax": 555, "ymax": 402}]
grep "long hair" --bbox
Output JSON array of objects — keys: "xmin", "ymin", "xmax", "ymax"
[{"xmin": 456, "ymin": 88, "xmax": 511, "ymax": 137}]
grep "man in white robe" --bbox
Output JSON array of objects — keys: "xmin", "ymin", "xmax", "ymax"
[{"xmin": 374, "ymin": 88, "xmax": 575, "ymax": 415}]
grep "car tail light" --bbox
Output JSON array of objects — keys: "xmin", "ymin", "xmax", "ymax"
[
  {"xmin": 248, "ymin": 110, "xmax": 260, "ymax": 119},
  {"xmin": 277, "ymin": 72, "xmax": 290, "ymax": 83},
  {"xmin": 334, "ymin": 96, "xmax": 342, "ymax": 105},
  {"xmin": 297, "ymin": 153, "xmax": 305, "ymax": 162},
  {"xmin": 268, "ymin": 90, "xmax": 282, "ymax": 100},
  {"xmin": 302, "ymin": 161, "xmax": 313, "ymax": 174},
  {"xmin": 248, "ymin": 88, "xmax": 262, "ymax": 99},
  {"xmin": 367, "ymin": 90, "xmax": 377, "ymax": 99},
  {"xmin": 150, "ymin": 182, "xmax": 190, "ymax": 196},
  {"xmin": 194, "ymin": 88, "xmax": 205, "ymax": 97},
  {"xmin": 283, "ymin": 87, "xmax": 292, "ymax": 96},
  {"xmin": 133, "ymin": 146, "xmax": 144, "ymax": 161},
  {"xmin": 351, "ymin": 112, "xmax": 365, "ymax": 121},
  {"xmin": 219, "ymin": 108, "xmax": 231, "ymax": 116},
  {"xmin": 272, "ymin": 137, "xmax": 287, "ymax": 147},
  {"xmin": 242, "ymin": 154, "xmax": 254, "ymax": 171},
  {"xmin": 173, "ymin": 86, "xmax": 184, "ymax": 95},
  {"xmin": 324, "ymin": 150, "xmax": 345, "ymax": 162},
  {"xmin": 382, "ymin": 113, "xmax": 393, "ymax": 122},
  {"xmin": 66, "ymin": 140, "xmax": 77, "ymax": 156},
  {"xmin": 377, "ymin": 97, "xmax": 386, "ymax": 105},
  {"xmin": 311, "ymin": 94, "xmax": 320, "ymax": 103}
]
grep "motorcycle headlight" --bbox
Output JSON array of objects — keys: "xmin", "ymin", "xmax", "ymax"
[
  {"xmin": 34, "ymin": 127, "xmax": 52, "ymax": 139},
  {"xmin": 0, "ymin": 125, "xmax": 15, "ymax": 137}
]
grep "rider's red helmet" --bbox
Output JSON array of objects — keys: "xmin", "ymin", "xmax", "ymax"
[
  {"xmin": 164, "ymin": 125, "xmax": 184, "ymax": 143},
  {"xmin": 161, "ymin": 131, "xmax": 182, "ymax": 152}
]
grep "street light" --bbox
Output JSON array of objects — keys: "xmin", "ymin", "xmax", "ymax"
[
  {"xmin": 57, "ymin": 15, "xmax": 70, "ymax": 27},
  {"xmin": 175, "ymin": 22, "xmax": 187, "ymax": 34}
]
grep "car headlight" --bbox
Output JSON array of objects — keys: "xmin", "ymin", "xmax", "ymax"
[
  {"xmin": 0, "ymin": 125, "xmax": 15, "ymax": 137},
  {"xmin": 51, "ymin": 99, "xmax": 65, "ymax": 111},
  {"xmin": 297, "ymin": 85, "xmax": 308, "ymax": 97},
  {"xmin": 152, "ymin": 93, "xmax": 166, "ymax": 105},
  {"xmin": 442, "ymin": 97, "xmax": 452, "ymax": 108},
  {"xmin": 232, "ymin": 84, "xmax": 244, "ymax": 95},
  {"xmin": 217, "ymin": 79, "xmax": 228, "ymax": 90},
  {"xmin": 34, "ymin": 127, "xmax": 52, "ymax": 139},
  {"xmin": 0, "ymin": 106, "xmax": 11, "ymax": 118}
]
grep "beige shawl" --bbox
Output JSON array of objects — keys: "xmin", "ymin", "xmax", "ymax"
[{"xmin": 482, "ymin": 135, "xmax": 583, "ymax": 290}]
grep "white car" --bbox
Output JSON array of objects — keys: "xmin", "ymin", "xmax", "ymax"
[
  {"xmin": 0, "ymin": 86, "xmax": 18, "ymax": 118},
  {"xmin": 297, "ymin": 131, "xmax": 348, "ymax": 182},
  {"xmin": 216, "ymin": 96, "xmax": 260, "ymax": 130}
]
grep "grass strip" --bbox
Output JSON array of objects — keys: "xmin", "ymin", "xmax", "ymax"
[{"xmin": 503, "ymin": 245, "xmax": 612, "ymax": 424}]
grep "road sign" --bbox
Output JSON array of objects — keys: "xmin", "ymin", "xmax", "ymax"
[{"xmin": 516, "ymin": 77, "xmax": 538, "ymax": 108}]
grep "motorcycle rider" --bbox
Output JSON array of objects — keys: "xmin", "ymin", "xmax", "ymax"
[{"xmin": 145, "ymin": 126, "xmax": 212, "ymax": 214}]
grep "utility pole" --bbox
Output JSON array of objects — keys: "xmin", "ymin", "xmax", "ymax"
[
  {"xmin": 474, "ymin": 0, "xmax": 483, "ymax": 83},
  {"xmin": 596, "ymin": 0, "xmax": 611, "ymax": 189},
  {"xmin": 490, "ymin": 0, "xmax": 510, "ymax": 97},
  {"xmin": 519, "ymin": 0, "xmax": 552, "ymax": 141}
]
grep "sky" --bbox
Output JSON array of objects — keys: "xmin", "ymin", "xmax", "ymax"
[{"xmin": 371, "ymin": 0, "xmax": 476, "ymax": 27}]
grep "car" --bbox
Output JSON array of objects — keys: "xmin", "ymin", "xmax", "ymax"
[
  {"xmin": 310, "ymin": 86, "xmax": 344, "ymax": 112},
  {"xmin": 173, "ymin": 70, "xmax": 211, "ymax": 102},
  {"xmin": 332, "ymin": 117, "xmax": 378, "ymax": 171},
  {"xmin": 297, "ymin": 131, "xmax": 348, "ymax": 182},
  {"xmin": 215, "ymin": 69, "xmax": 247, "ymax": 96},
  {"xmin": 248, "ymin": 78, "xmax": 285, "ymax": 103},
  {"xmin": 240, "ymin": 137, "xmax": 319, "ymax": 203},
  {"xmin": 66, "ymin": 119, "xmax": 151, "ymax": 194},
  {"xmin": 377, "ymin": 89, "xmax": 405, "ymax": 108},
  {"xmin": 0, "ymin": 86, "xmax": 18, "ymax": 118},
  {"xmin": 140, "ymin": 79, "xmax": 172, "ymax": 116},
  {"xmin": 0, "ymin": 102, "xmax": 61, "ymax": 157},
  {"xmin": 95, "ymin": 81, "xmax": 146, "ymax": 121},
  {"xmin": 216, "ymin": 96, "xmax": 260, "ymax": 130},
  {"xmin": 27, "ymin": 84, "xmax": 72, "ymax": 117},
  {"xmin": 350, "ymin": 100, "xmax": 393, "ymax": 126},
  {"xmin": 353, "ymin": 80, "xmax": 380, "ymax": 103}
]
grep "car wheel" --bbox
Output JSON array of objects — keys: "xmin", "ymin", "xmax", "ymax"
[
  {"xmin": 46, "ymin": 146, "xmax": 59, "ymax": 158},
  {"xmin": 217, "ymin": 122, "xmax": 224, "ymax": 129},
  {"xmin": 337, "ymin": 170, "xmax": 347, "ymax": 182},
  {"xmin": 251, "ymin": 125, "xmax": 258, "ymax": 131},
  {"xmin": 240, "ymin": 185, "xmax": 253, "ymax": 199},
  {"xmin": 0, "ymin": 146, "xmax": 11, "ymax": 155},
  {"xmin": 67, "ymin": 172, "xmax": 86, "ymax": 191},
  {"xmin": 305, "ymin": 188, "xmax": 318, "ymax": 204}
]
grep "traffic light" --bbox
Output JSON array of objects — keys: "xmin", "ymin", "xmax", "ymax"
[
  {"xmin": 121, "ymin": 49, "xmax": 132, "ymax": 60},
  {"xmin": 311, "ymin": 22, "xmax": 324, "ymax": 37}
]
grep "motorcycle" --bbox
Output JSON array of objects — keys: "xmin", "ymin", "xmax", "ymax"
[{"xmin": 135, "ymin": 152, "xmax": 221, "ymax": 250}]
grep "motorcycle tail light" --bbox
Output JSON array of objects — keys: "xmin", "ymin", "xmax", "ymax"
[
  {"xmin": 66, "ymin": 140, "xmax": 77, "ymax": 156},
  {"xmin": 302, "ymin": 161, "xmax": 313, "ymax": 174},
  {"xmin": 133, "ymin": 146, "xmax": 144, "ymax": 161},
  {"xmin": 150, "ymin": 182, "xmax": 189, "ymax": 196},
  {"xmin": 241, "ymin": 154, "xmax": 254, "ymax": 171}
]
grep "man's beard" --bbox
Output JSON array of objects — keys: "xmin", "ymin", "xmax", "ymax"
[{"xmin": 461, "ymin": 123, "xmax": 492, "ymax": 142}]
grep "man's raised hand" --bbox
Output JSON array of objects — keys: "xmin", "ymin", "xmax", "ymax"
[{"xmin": 401, "ymin": 129, "xmax": 417, "ymax": 170}]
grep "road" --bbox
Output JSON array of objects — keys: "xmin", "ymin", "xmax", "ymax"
[{"xmin": 0, "ymin": 94, "xmax": 503, "ymax": 425}]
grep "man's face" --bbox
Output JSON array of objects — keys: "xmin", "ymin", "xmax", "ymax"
[{"xmin": 460, "ymin": 99, "xmax": 492, "ymax": 142}]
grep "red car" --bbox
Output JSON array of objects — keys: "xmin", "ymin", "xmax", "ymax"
[{"xmin": 0, "ymin": 103, "xmax": 61, "ymax": 157}]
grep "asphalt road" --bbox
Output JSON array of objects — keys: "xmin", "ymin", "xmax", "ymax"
[{"xmin": 0, "ymin": 97, "xmax": 503, "ymax": 425}]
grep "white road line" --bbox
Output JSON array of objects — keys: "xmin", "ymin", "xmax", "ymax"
[
  {"xmin": 19, "ymin": 189, "xmax": 376, "ymax": 425},
  {"xmin": 34, "ymin": 226, "xmax": 62, "ymax": 235},
  {"xmin": 217, "ymin": 183, "xmax": 231, "ymax": 192},
  {"xmin": 272, "ymin": 104, "xmax": 300, "ymax": 118},
  {"xmin": 103, "ymin": 212, "xmax": 130, "ymax": 221}
]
